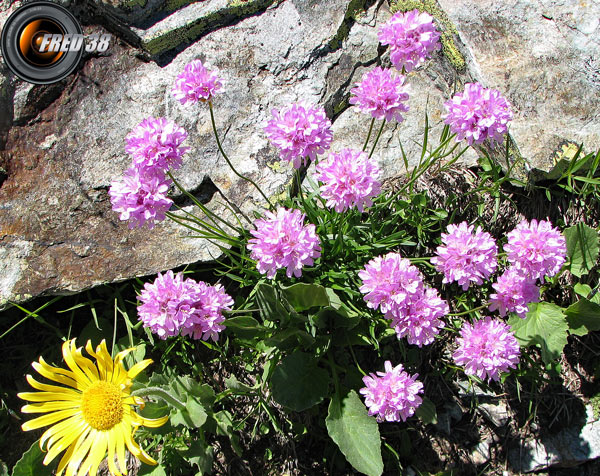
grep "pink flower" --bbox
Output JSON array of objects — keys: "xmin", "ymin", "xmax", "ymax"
[
  {"xmin": 137, "ymin": 271, "xmax": 233, "ymax": 341},
  {"xmin": 180, "ymin": 282, "xmax": 234, "ymax": 342},
  {"xmin": 137, "ymin": 271, "xmax": 191, "ymax": 339},
  {"xmin": 489, "ymin": 267, "xmax": 540, "ymax": 318},
  {"xmin": 109, "ymin": 167, "xmax": 173, "ymax": 229},
  {"xmin": 247, "ymin": 207, "xmax": 321, "ymax": 279},
  {"xmin": 504, "ymin": 219, "xmax": 566, "ymax": 281},
  {"xmin": 315, "ymin": 148, "xmax": 381, "ymax": 213},
  {"xmin": 358, "ymin": 252, "xmax": 425, "ymax": 315},
  {"xmin": 125, "ymin": 117, "xmax": 189, "ymax": 173},
  {"xmin": 264, "ymin": 103, "xmax": 333, "ymax": 169},
  {"xmin": 431, "ymin": 221, "xmax": 498, "ymax": 290},
  {"xmin": 378, "ymin": 9, "xmax": 440, "ymax": 73},
  {"xmin": 443, "ymin": 82, "xmax": 513, "ymax": 145},
  {"xmin": 390, "ymin": 287, "xmax": 449, "ymax": 347},
  {"xmin": 172, "ymin": 59, "xmax": 224, "ymax": 105},
  {"xmin": 349, "ymin": 67, "xmax": 410, "ymax": 122},
  {"xmin": 453, "ymin": 317, "xmax": 520, "ymax": 382},
  {"xmin": 360, "ymin": 361, "xmax": 423, "ymax": 422}
]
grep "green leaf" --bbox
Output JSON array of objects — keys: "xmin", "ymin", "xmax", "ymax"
[
  {"xmin": 326, "ymin": 390, "xmax": 383, "ymax": 476},
  {"xmin": 565, "ymin": 299, "xmax": 600, "ymax": 336},
  {"xmin": 225, "ymin": 374, "xmax": 257, "ymax": 393},
  {"xmin": 0, "ymin": 461, "xmax": 8, "ymax": 476},
  {"xmin": 179, "ymin": 440, "xmax": 213, "ymax": 475},
  {"xmin": 271, "ymin": 352, "xmax": 329, "ymax": 411},
  {"xmin": 281, "ymin": 283, "xmax": 330, "ymax": 311},
  {"xmin": 213, "ymin": 410, "xmax": 243, "ymax": 456},
  {"xmin": 565, "ymin": 223, "xmax": 599, "ymax": 277},
  {"xmin": 508, "ymin": 302, "xmax": 569, "ymax": 364},
  {"xmin": 170, "ymin": 393, "xmax": 208, "ymax": 429},
  {"xmin": 12, "ymin": 441, "xmax": 55, "ymax": 476},
  {"xmin": 255, "ymin": 283, "xmax": 289, "ymax": 322},
  {"xmin": 573, "ymin": 283, "xmax": 600, "ymax": 304},
  {"xmin": 415, "ymin": 397, "xmax": 437, "ymax": 425},
  {"xmin": 224, "ymin": 316, "xmax": 267, "ymax": 339},
  {"xmin": 137, "ymin": 464, "xmax": 168, "ymax": 476}
]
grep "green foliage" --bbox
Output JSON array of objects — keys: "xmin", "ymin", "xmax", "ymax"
[
  {"xmin": 326, "ymin": 390, "xmax": 384, "ymax": 476},
  {"xmin": 415, "ymin": 397, "xmax": 437, "ymax": 425},
  {"xmin": 11, "ymin": 441, "xmax": 55, "ymax": 476},
  {"xmin": 565, "ymin": 299, "xmax": 600, "ymax": 336},
  {"xmin": 565, "ymin": 223, "xmax": 599, "ymax": 277},
  {"xmin": 271, "ymin": 352, "xmax": 329, "ymax": 411},
  {"xmin": 508, "ymin": 302, "xmax": 569, "ymax": 365}
]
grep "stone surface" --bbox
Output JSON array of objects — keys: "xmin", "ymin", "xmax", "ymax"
[
  {"xmin": 509, "ymin": 405, "xmax": 600, "ymax": 472},
  {"xmin": 478, "ymin": 401, "xmax": 511, "ymax": 428},
  {"xmin": 438, "ymin": 0, "xmax": 600, "ymax": 177},
  {"xmin": 0, "ymin": 0, "xmax": 370, "ymax": 305},
  {"xmin": 1, "ymin": 0, "xmax": 599, "ymax": 305}
]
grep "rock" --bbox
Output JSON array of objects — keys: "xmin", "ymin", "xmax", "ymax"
[
  {"xmin": 129, "ymin": 0, "xmax": 278, "ymax": 56},
  {"xmin": 478, "ymin": 401, "xmax": 511, "ymax": 428},
  {"xmin": 0, "ymin": 0, "xmax": 370, "ymax": 306},
  {"xmin": 1, "ymin": 0, "xmax": 599, "ymax": 305},
  {"xmin": 437, "ymin": 0, "xmax": 600, "ymax": 177},
  {"xmin": 434, "ymin": 400, "xmax": 463, "ymax": 435},
  {"xmin": 509, "ymin": 404, "xmax": 600, "ymax": 472},
  {"xmin": 470, "ymin": 438, "xmax": 491, "ymax": 465}
]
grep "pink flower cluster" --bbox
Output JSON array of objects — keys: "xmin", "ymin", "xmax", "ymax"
[
  {"xmin": 432, "ymin": 222, "xmax": 498, "ymax": 290},
  {"xmin": 171, "ymin": 59, "xmax": 224, "ymax": 105},
  {"xmin": 265, "ymin": 102, "xmax": 333, "ymax": 169},
  {"xmin": 108, "ymin": 167, "xmax": 173, "ymax": 230},
  {"xmin": 443, "ymin": 82, "xmax": 513, "ymax": 145},
  {"xmin": 453, "ymin": 317, "xmax": 520, "ymax": 382},
  {"xmin": 360, "ymin": 361, "xmax": 423, "ymax": 422},
  {"xmin": 359, "ymin": 252, "xmax": 448, "ymax": 346},
  {"xmin": 137, "ymin": 270, "xmax": 233, "ymax": 341},
  {"xmin": 315, "ymin": 149, "xmax": 381, "ymax": 213},
  {"xmin": 504, "ymin": 219, "xmax": 566, "ymax": 281},
  {"xmin": 247, "ymin": 207, "xmax": 321, "ymax": 279},
  {"xmin": 125, "ymin": 117, "xmax": 190, "ymax": 173},
  {"xmin": 349, "ymin": 67, "xmax": 410, "ymax": 122},
  {"xmin": 378, "ymin": 9, "xmax": 440, "ymax": 73},
  {"xmin": 488, "ymin": 219, "xmax": 564, "ymax": 319},
  {"xmin": 110, "ymin": 116, "xmax": 190, "ymax": 229},
  {"xmin": 489, "ymin": 268, "xmax": 540, "ymax": 318}
]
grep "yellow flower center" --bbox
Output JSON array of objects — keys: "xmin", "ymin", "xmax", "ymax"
[{"xmin": 81, "ymin": 381, "xmax": 124, "ymax": 431}]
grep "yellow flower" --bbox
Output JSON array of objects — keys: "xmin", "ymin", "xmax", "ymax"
[{"xmin": 18, "ymin": 339, "xmax": 169, "ymax": 476}]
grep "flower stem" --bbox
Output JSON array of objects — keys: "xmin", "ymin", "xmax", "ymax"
[
  {"xmin": 363, "ymin": 117, "xmax": 376, "ymax": 152},
  {"xmin": 449, "ymin": 304, "xmax": 488, "ymax": 317},
  {"xmin": 132, "ymin": 386, "xmax": 187, "ymax": 411},
  {"xmin": 369, "ymin": 120, "xmax": 386, "ymax": 158},
  {"xmin": 208, "ymin": 102, "xmax": 274, "ymax": 210}
]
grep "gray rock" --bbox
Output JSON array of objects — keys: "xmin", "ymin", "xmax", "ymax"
[
  {"xmin": 509, "ymin": 405, "xmax": 600, "ymax": 472},
  {"xmin": 478, "ymin": 401, "xmax": 511, "ymax": 428},
  {"xmin": 470, "ymin": 438, "xmax": 491, "ymax": 466},
  {"xmin": 0, "ymin": 0, "xmax": 361, "ymax": 305},
  {"xmin": 1, "ymin": 0, "xmax": 599, "ymax": 306},
  {"xmin": 437, "ymin": 0, "xmax": 600, "ymax": 176}
]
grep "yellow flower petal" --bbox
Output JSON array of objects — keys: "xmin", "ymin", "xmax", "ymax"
[
  {"xmin": 43, "ymin": 423, "xmax": 89, "ymax": 467},
  {"xmin": 62, "ymin": 340, "xmax": 93, "ymax": 387},
  {"xmin": 33, "ymin": 359, "xmax": 80, "ymax": 389},
  {"xmin": 18, "ymin": 390, "xmax": 81, "ymax": 403},
  {"xmin": 127, "ymin": 359, "xmax": 153, "ymax": 380},
  {"xmin": 22, "ymin": 409, "xmax": 78, "ymax": 431},
  {"xmin": 24, "ymin": 375, "xmax": 82, "ymax": 397},
  {"xmin": 106, "ymin": 429, "xmax": 124, "ymax": 476},
  {"xmin": 22, "ymin": 401, "xmax": 81, "ymax": 413},
  {"xmin": 77, "ymin": 432, "xmax": 107, "ymax": 476}
]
